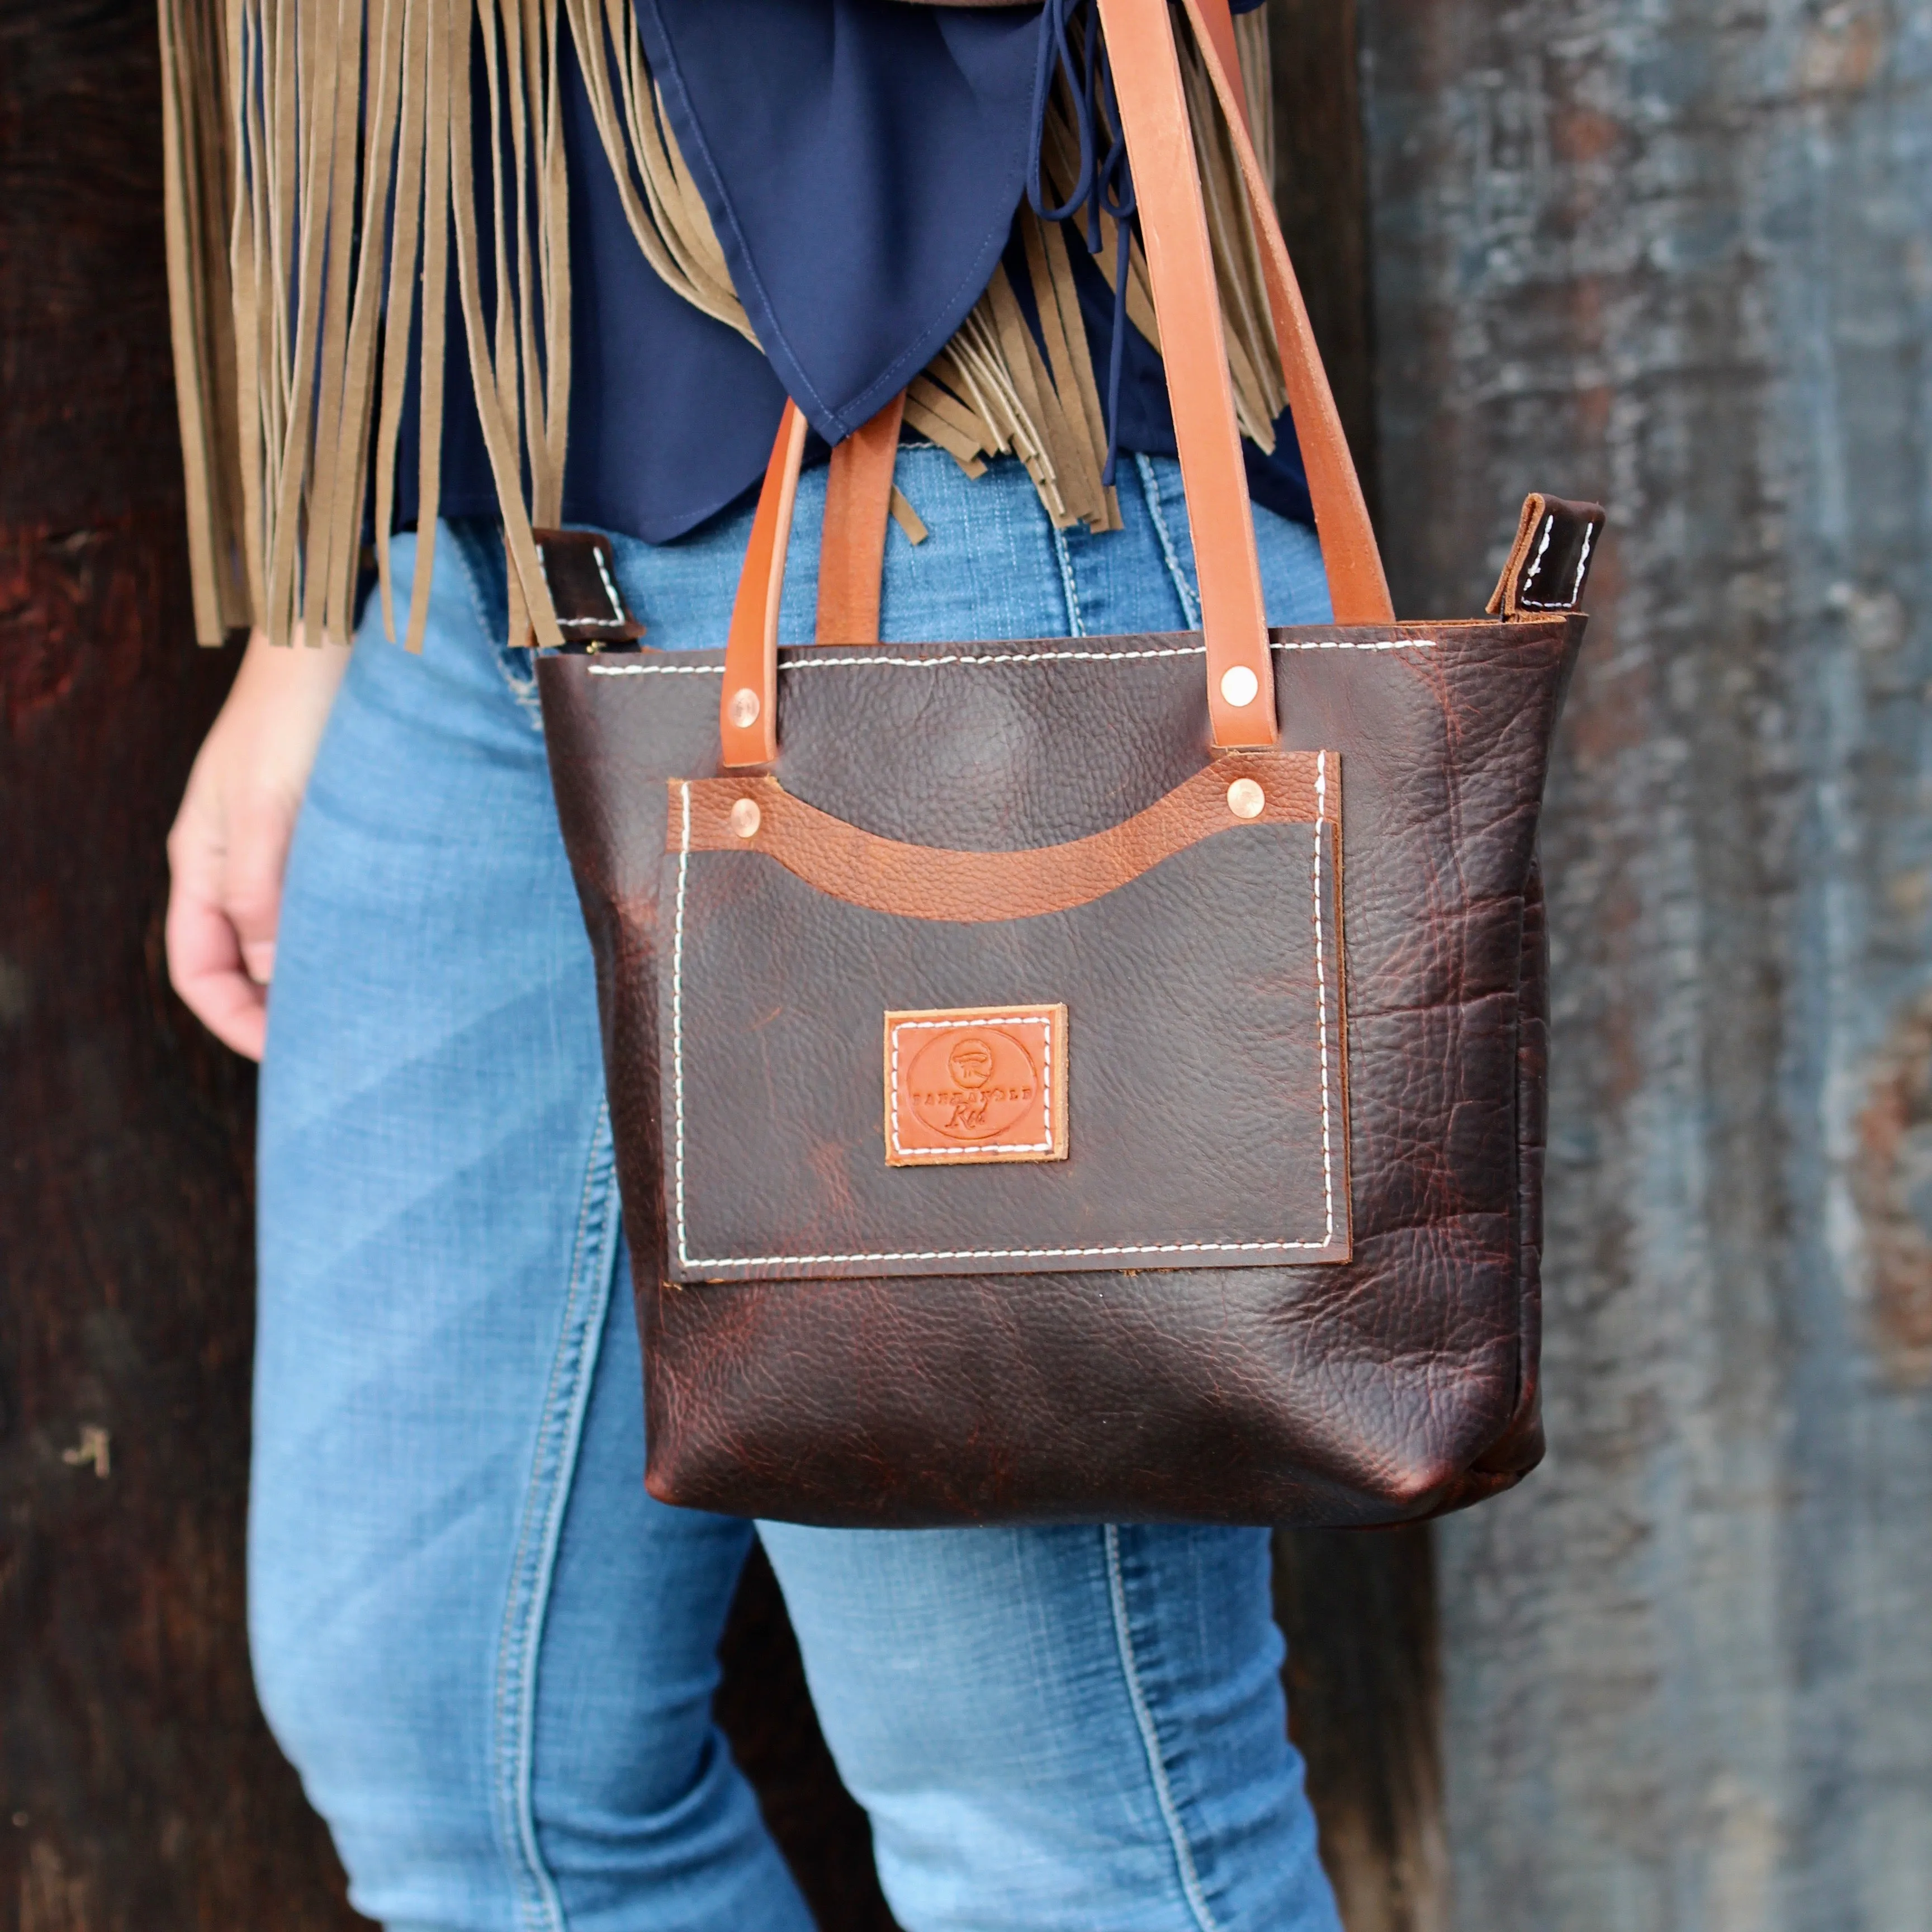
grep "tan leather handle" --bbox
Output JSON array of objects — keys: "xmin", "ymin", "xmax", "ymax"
[
  {"xmin": 1170, "ymin": 0, "xmax": 1390, "ymax": 626},
  {"xmin": 718, "ymin": 394, "xmax": 903, "ymax": 757},
  {"xmin": 817, "ymin": 392, "xmax": 907, "ymax": 645},
  {"xmin": 720, "ymin": 400, "xmax": 808, "ymax": 766},
  {"xmin": 721, "ymin": 0, "xmax": 1390, "ymax": 764},
  {"xmin": 1190, "ymin": 0, "xmax": 1247, "ymax": 137},
  {"xmin": 1099, "ymin": 0, "xmax": 1274, "ymax": 745}
]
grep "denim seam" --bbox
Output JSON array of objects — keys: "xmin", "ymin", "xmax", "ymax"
[
  {"xmin": 489, "ymin": 1100, "xmax": 622, "ymax": 1932},
  {"xmin": 448, "ymin": 519, "xmax": 503, "ymax": 649},
  {"xmin": 1049, "ymin": 523, "xmax": 1087, "ymax": 638},
  {"xmin": 500, "ymin": 643, "xmax": 544, "ymax": 731},
  {"xmin": 1104, "ymin": 1524, "xmax": 1226, "ymax": 1932},
  {"xmin": 1137, "ymin": 454, "xmax": 1201, "ymax": 629},
  {"xmin": 447, "ymin": 515, "xmax": 544, "ymax": 730}
]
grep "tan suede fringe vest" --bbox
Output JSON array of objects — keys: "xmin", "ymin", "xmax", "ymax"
[{"xmin": 159, "ymin": 0, "xmax": 1281, "ymax": 651}]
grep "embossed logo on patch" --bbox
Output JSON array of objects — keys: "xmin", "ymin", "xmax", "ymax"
[{"xmin": 884, "ymin": 1005, "xmax": 1068, "ymax": 1166}]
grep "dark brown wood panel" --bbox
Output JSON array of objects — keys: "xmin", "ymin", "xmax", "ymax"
[
  {"xmin": 1267, "ymin": 0, "xmax": 1380, "ymax": 519},
  {"xmin": 0, "ymin": 0, "xmax": 368, "ymax": 1917},
  {"xmin": 1276, "ymin": 1529, "xmax": 1445, "ymax": 1932}
]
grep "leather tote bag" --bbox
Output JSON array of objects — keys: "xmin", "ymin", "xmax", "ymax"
[{"xmin": 535, "ymin": 0, "xmax": 1604, "ymax": 1528}]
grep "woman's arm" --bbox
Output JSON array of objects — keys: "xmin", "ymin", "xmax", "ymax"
[{"xmin": 166, "ymin": 630, "xmax": 351, "ymax": 1060}]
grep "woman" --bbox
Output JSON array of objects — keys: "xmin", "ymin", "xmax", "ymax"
[{"xmin": 162, "ymin": 1, "xmax": 1344, "ymax": 1925}]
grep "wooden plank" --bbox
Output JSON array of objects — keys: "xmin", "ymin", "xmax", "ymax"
[
  {"xmin": 0, "ymin": 0, "xmax": 366, "ymax": 1919},
  {"xmin": 1357, "ymin": 2, "xmax": 1932, "ymax": 1925}
]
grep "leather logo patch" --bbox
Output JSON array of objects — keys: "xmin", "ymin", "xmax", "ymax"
[{"xmin": 884, "ymin": 1005, "xmax": 1068, "ymax": 1167}]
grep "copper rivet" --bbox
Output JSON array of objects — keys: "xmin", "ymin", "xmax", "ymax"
[
  {"xmin": 1227, "ymin": 777, "xmax": 1266, "ymax": 820},
  {"xmin": 727, "ymin": 687, "xmax": 761, "ymax": 728},
  {"xmin": 1219, "ymin": 664, "xmax": 1260, "ymax": 708},
  {"xmin": 729, "ymin": 798, "xmax": 762, "ymax": 839}
]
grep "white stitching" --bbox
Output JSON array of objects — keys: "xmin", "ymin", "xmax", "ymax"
[
  {"xmin": 668, "ymin": 780, "xmax": 1347, "ymax": 1272},
  {"xmin": 686, "ymin": 1238, "xmax": 1336, "ymax": 1267},
  {"xmin": 589, "ymin": 659, "xmax": 721, "ymax": 673},
  {"xmin": 588, "ymin": 637, "xmax": 1438, "ymax": 676},
  {"xmin": 1267, "ymin": 638, "xmax": 1437, "ymax": 651},
  {"xmin": 1517, "ymin": 513, "xmax": 1556, "ymax": 602},
  {"xmin": 1314, "ymin": 754, "xmax": 1334, "ymax": 1246},
  {"xmin": 1568, "ymin": 521, "xmax": 1595, "ymax": 605},
  {"xmin": 671, "ymin": 784, "xmax": 694, "ymax": 1271},
  {"xmin": 536, "ymin": 538, "xmax": 629, "ymax": 627},
  {"xmin": 887, "ymin": 1015, "xmax": 1055, "ymax": 1159},
  {"xmin": 1516, "ymin": 513, "xmax": 1594, "ymax": 611},
  {"xmin": 590, "ymin": 543, "xmax": 625, "ymax": 621}
]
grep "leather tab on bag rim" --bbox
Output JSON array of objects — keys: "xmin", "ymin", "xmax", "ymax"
[
  {"xmin": 1487, "ymin": 494, "xmax": 1607, "ymax": 618},
  {"xmin": 524, "ymin": 529, "xmax": 645, "ymax": 646}
]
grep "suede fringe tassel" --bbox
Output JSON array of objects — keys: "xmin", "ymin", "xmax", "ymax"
[{"xmin": 161, "ymin": 0, "xmax": 1284, "ymax": 647}]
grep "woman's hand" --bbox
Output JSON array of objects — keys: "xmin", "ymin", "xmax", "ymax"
[{"xmin": 166, "ymin": 628, "xmax": 351, "ymax": 1060}]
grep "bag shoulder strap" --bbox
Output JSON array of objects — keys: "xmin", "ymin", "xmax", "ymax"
[
  {"xmin": 1101, "ymin": 0, "xmax": 1275, "ymax": 745},
  {"xmin": 817, "ymin": 393, "xmax": 907, "ymax": 646},
  {"xmin": 721, "ymin": 0, "xmax": 1391, "ymax": 767},
  {"xmin": 1168, "ymin": 0, "xmax": 1390, "ymax": 628}
]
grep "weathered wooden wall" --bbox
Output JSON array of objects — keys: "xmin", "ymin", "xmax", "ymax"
[{"xmin": 1357, "ymin": 2, "xmax": 1932, "ymax": 1926}]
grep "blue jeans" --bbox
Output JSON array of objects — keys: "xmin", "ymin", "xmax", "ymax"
[{"xmin": 253, "ymin": 447, "xmax": 1342, "ymax": 1932}]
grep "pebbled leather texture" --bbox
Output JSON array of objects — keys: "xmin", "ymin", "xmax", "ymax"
[
  {"xmin": 538, "ymin": 613, "xmax": 1585, "ymax": 1527},
  {"xmin": 1474, "ymin": 854, "xmax": 1549, "ymax": 1477}
]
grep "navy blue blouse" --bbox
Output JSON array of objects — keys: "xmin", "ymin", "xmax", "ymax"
[{"xmin": 419, "ymin": 0, "xmax": 1307, "ymax": 543}]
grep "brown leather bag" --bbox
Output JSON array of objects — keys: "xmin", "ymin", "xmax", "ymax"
[{"xmin": 535, "ymin": 0, "xmax": 1604, "ymax": 1528}]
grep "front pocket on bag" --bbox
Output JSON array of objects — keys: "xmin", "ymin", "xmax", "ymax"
[{"xmin": 658, "ymin": 750, "xmax": 1352, "ymax": 1281}]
